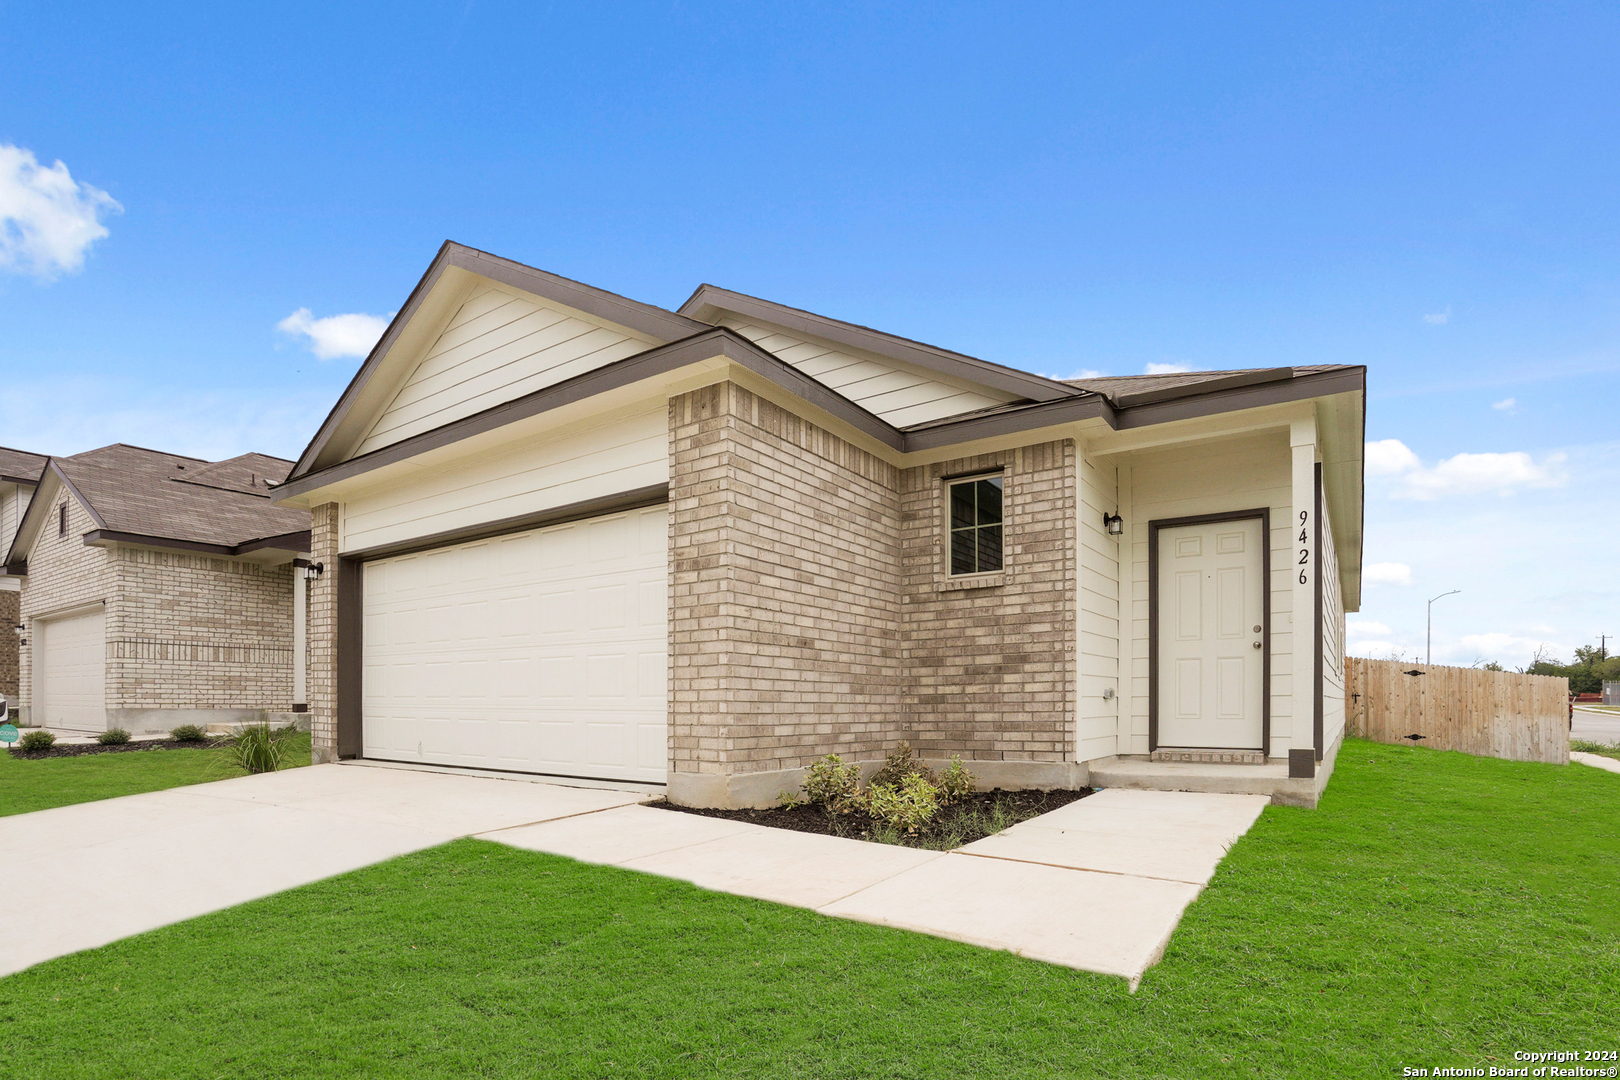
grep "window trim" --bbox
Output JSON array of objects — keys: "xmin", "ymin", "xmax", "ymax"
[
  {"xmin": 58, "ymin": 502, "xmax": 68, "ymax": 539},
  {"xmin": 945, "ymin": 471, "xmax": 1006, "ymax": 578}
]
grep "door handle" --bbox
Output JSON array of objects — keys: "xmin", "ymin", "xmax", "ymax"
[{"xmin": 1252, "ymin": 641, "xmax": 1262, "ymax": 649}]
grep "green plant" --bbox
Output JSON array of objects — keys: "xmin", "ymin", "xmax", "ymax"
[
  {"xmin": 775, "ymin": 790, "xmax": 804, "ymax": 810},
  {"xmin": 217, "ymin": 723, "xmax": 296, "ymax": 775},
  {"xmin": 937, "ymin": 755, "xmax": 976, "ymax": 802},
  {"xmin": 18, "ymin": 729, "xmax": 56, "ymax": 751},
  {"xmin": 861, "ymin": 772, "xmax": 941, "ymax": 833},
  {"xmin": 169, "ymin": 724, "xmax": 208, "ymax": 743},
  {"xmin": 97, "ymin": 728, "xmax": 132, "ymax": 746},
  {"xmin": 868, "ymin": 740, "xmax": 934, "ymax": 790},
  {"xmin": 1571, "ymin": 739, "xmax": 1620, "ymax": 760},
  {"xmin": 801, "ymin": 754, "xmax": 861, "ymax": 813}
]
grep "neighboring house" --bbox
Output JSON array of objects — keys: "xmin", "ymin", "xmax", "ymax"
[
  {"xmin": 0, "ymin": 446, "xmax": 51, "ymax": 706},
  {"xmin": 275, "ymin": 242, "xmax": 1365, "ymax": 807},
  {"xmin": 6, "ymin": 444, "xmax": 313, "ymax": 733}
]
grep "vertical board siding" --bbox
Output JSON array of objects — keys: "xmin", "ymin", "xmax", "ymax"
[
  {"xmin": 1116, "ymin": 431, "xmax": 1296, "ymax": 756},
  {"xmin": 1318, "ymin": 486, "xmax": 1346, "ymax": 753},
  {"xmin": 720, "ymin": 319, "xmax": 1017, "ymax": 427},
  {"xmin": 1077, "ymin": 451, "xmax": 1120, "ymax": 761},
  {"xmin": 1346, "ymin": 657, "xmax": 1568, "ymax": 764},
  {"xmin": 355, "ymin": 286, "xmax": 659, "ymax": 456}
]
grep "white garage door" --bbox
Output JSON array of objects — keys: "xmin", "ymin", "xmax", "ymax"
[
  {"xmin": 40, "ymin": 607, "xmax": 107, "ymax": 732},
  {"xmin": 362, "ymin": 504, "xmax": 668, "ymax": 783}
]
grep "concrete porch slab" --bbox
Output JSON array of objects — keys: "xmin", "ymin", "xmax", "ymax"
[{"xmin": 819, "ymin": 852, "xmax": 1203, "ymax": 984}]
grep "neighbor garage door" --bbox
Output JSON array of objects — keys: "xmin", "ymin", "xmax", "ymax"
[
  {"xmin": 361, "ymin": 504, "xmax": 668, "ymax": 783},
  {"xmin": 39, "ymin": 607, "xmax": 107, "ymax": 731}
]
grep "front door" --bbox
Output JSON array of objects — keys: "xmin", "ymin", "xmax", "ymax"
[{"xmin": 1156, "ymin": 517, "xmax": 1265, "ymax": 750}]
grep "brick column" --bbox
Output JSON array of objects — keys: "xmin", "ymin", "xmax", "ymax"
[{"xmin": 307, "ymin": 502, "xmax": 339, "ymax": 763}]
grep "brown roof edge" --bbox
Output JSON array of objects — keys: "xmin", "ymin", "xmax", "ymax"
[
  {"xmin": 677, "ymin": 284, "xmax": 1081, "ymax": 403},
  {"xmin": 273, "ymin": 326, "xmax": 905, "ymax": 502},
  {"xmin": 0, "ymin": 474, "xmax": 41, "ymax": 487},
  {"xmin": 48, "ymin": 461, "xmax": 111, "ymax": 530},
  {"xmin": 1107, "ymin": 367, "xmax": 1295, "ymax": 407},
  {"xmin": 288, "ymin": 243, "xmax": 712, "ymax": 484},
  {"xmin": 83, "ymin": 528, "xmax": 314, "ymax": 557}
]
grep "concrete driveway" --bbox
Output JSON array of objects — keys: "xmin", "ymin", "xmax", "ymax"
[
  {"xmin": 1572, "ymin": 706, "xmax": 1620, "ymax": 745},
  {"xmin": 5, "ymin": 766, "xmax": 1268, "ymax": 988}
]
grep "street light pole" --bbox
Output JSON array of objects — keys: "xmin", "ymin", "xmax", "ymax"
[{"xmin": 1428, "ymin": 590, "xmax": 1461, "ymax": 668}]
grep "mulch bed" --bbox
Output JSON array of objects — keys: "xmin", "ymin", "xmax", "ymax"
[
  {"xmin": 7, "ymin": 738, "xmax": 217, "ymax": 760},
  {"xmin": 655, "ymin": 787, "xmax": 1092, "ymax": 849}
]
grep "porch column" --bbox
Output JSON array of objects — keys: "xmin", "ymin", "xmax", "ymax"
[
  {"xmin": 292, "ymin": 562, "xmax": 307, "ymax": 710},
  {"xmin": 1290, "ymin": 415, "xmax": 1318, "ymax": 760}
]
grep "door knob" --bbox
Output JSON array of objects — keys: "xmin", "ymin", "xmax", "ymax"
[{"xmin": 1252, "ymin": 641, "xmax": 1262, "ymax": 649}]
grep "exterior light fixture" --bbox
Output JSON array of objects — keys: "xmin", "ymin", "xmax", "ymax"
[
  {"xmin": 1103, "ymin": 512, "xmax": 1124, "ymax": 536},
  {"xmin": 303, "ymin": 562, "xmax": 325, "ymax": 581},
  {"xmin": 12, "ymin": 624, "xmax": 23, "ymax": 637}
]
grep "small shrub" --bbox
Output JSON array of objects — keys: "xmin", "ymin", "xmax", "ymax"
[
  {"xmin": 868, "ymin": 740, "xmax": 935, "ymax": 790},
  {"xmin": 19, "ymin": 729, "xmax": 56, "ymax": 751},
  {"xmin": 170, "ymin": 724, "xmax": 208, "ymax": 743},
  {"xmin": 862, "ymin": 773, "xmax": 941, "ymax": 834},
  {"xmin": 97, "ymin": 728, "xmax": 132, "ymax": 746},
  {"xmin": 218, "ymin": 723, "xmax": 296, "ymax": 775},
  {"xmin": 802, "ymin": 754, "xmax": 861, "ymax": 813},
  {"xmin": 937, "ymin": 755, "xmax": 976, "ymax": 802}
]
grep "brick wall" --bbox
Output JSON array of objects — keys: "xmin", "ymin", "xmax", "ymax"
[
  {"xmin": 19, "ymin": 494, "xmax": 116, "ymax": 713},
  {"xmin": 307, "ymin": 502, "xmax": 338, "ymax": 763},
  {"xmin": 107, "ymin": 547, "xmax": 294, "ymax": 709},
  {"xmin": 0, "ymin": 590, "xmax": 19, "ymax": 703},
  {"xmin": 669, "ymin": 382, "xmax": 905, "ymax": 777},
  {"xmin": 899, "ymin": 441, "xmax": 1077, "ymax": 763}
]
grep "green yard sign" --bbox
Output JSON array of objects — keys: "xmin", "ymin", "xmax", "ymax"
[{"xmin": 0, "ymin": 724, "xmax": 17, "ymax": 744}]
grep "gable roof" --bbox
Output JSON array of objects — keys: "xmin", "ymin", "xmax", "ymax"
[
  {"xmin": 678, "ymin": 283, "xmax": 1082, "ymax": 404},
  {"xmin": 8, "ymin": 444, "xmax": 310, "ymax": 570},
  {"xmin": 0, "ymin": 445, "xmax": 49, "ymax": 486}
]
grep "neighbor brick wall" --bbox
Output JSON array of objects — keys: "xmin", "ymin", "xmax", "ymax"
[
  {"xmin": 0, "ymin": 590, "xmax": 19, "ymax": 703},
  {"xmin": 19, "ymin": 494, "xmax": 116, "ymax": 714},
  {"xmin": 900, "ymin": 441, "xmax": 1077, "ymax": 763},
  {"xmin": 107, "ymin": 547, "xmax": 294, "ymax": 709},
  {"xmin": 307, "ymin": 502, "xmax": 338, "ymax": 763},
  {"xmin": 669, "ymin": 382, "xmax": 905, "ymax": 777}
]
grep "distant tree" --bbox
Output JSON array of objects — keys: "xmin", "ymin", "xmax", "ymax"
[{"xmin": 1480, "ymin": 661, "xmax": 1505, "ymax": 672}]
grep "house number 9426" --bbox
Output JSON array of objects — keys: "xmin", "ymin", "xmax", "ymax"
[{"xmin": 1297, "ymin": 509, "xmax": 1310, "ymax": 585}]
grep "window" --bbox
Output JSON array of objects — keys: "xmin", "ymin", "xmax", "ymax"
[
  {"xmin": 948, "ymin": 475, "xmax": 1003, "ymax": 575},
  {"xmin": 58, "ymin": 503, "xmax": 67, "ymax": 538}
]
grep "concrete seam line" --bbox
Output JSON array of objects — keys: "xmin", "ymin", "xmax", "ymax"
[
  {"xmin": 464, "ymin": 803, "xmax": 657, "ymax": 838},
  {"xmin": 809, "ymin": 852, "xmax": 954, "ymax": 912},
  {"xmin": 948, "ymin": 848, "xmax": 1207, "ymax": 886}
]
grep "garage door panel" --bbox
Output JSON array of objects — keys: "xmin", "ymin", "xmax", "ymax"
[
  {"xmin": 363, "ymin": 505, "xmax": 668, "ymax": 783},
  {"xmin": 40, "ymin": 608, "xmax": 107, "ymax": 732}
]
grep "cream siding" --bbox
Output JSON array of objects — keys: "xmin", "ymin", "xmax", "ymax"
[
  {"xmin": 355, "ymin": 285, "xmax": 661, "ymax": 456},
  {"xmin": 1114, "ymin": 431, "xmax": 1303, "ymax": 756},
  {"xmin": 341, "ymin": 401, "xmax": 669, "ymax": 555},
  {"xmin": 1077, "ymin": 451, "xmax": 1121, "ymax": 761},
  {"xmin": 1319, "ymin": 479, "xmax": 1347, "ymax": 753},
  {"xmin": 718, "ymin": 318, "xmax": 1018, "ymax": 427}
]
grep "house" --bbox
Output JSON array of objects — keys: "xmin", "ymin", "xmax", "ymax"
[
  {"xmin": 274, "ymin": 242, "xmax": 1365, "ymax": 807},
  {"xmin": 0, "ymin": 446, "xmax": 51, "ymax": 707},
  {"xmin": 7, "ymin": 444, "xmax": 313, "ymax": 733}
]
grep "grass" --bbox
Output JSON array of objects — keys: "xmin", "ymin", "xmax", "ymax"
[
  {"xmin": 1, "ymin": 738, "xmax": 1616, "ymax": 1078},
  {"xmin": 0, "ymin": 732, "xmax": 312, "ymax": 817},
  {"xmin": 1572, "ymin": 738, "xmax": 1620, "ymax": 761}
]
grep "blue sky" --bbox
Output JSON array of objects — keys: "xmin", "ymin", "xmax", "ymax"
[{"xmin": 1, "ymin": 2, "xmax": 1616, "ymax": 668}]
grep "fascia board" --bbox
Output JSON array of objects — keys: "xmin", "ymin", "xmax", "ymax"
[
  {"xmin": 273, "ymin": 328, "xmax": 904, "ymax": 503},
  {"xmin": 678, "ymin": 284, "xmax": 1080, "ymax": 403},
  {"xmin": 5, "ymin": 464, "xmax": 97, "ymax": 572},
  {"xmin": 81, "ymin": 529, "xmax": 314, "ymax": 558}
]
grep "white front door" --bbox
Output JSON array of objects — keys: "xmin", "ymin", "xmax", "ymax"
[
  {"xmin": 1156, "ymin": 517, "xmax": 1265, "ymax": 750},
  {"xmin": 39, "ymin": 607, "xmax": 107, "ymax": 732},
  {"xmin": 361, "ymin": 504, "xmax": 668, "ymax": 784}
]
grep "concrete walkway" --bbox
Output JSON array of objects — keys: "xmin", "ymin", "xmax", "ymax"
[
  {"xmin": 492, "ymin": 787, "xmax": 1269, "ymax": 987},
  {"xmin": 5, "ymin": 767, "xmax": 1268, "ymax": 989},
  {"xmin": 1571, "ymin": 751, "xmax": 1620, "ymax": 775}
]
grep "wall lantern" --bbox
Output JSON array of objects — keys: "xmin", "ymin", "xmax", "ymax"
[
  {"xmin": 12, "ymin": 624, "xmax": 23, "ymax": 637},
  {"xmin": 1103, "ymin": 512, "xmax": 1124, "ymax": 536},
  {"xmin": 302, "ymin": 562, "xmax": 325, "ymax": 581}
]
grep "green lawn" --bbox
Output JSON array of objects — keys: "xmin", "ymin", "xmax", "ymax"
[
  {"xmin": 2, "ymin": 738, "xmax": 1616, "ymax": 1078},
  {"xmin": 1573, "ymin": 738, "xmax": 1620, "ymax": 761},
  {"xmin": 0, "ymin": 732, "xmax": 312, "ymax": 817}
]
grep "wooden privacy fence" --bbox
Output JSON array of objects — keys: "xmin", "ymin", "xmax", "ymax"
[{"xmin": 1346, "ymin": 657, "xmax": 1569, "ymax": 765}]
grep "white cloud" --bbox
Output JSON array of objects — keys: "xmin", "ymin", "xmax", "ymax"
[
  {"xmin": 1458, "ymin": 633, "xmax": 1568, "ymax": 666},
  {"xmin": 1365, "ymin": 439, "xmax": 1421, "ymax": 475},
  {"xmin": 1040, "ymin": 368, "xmax": 1103, "ymax": 380},
  {"xmin": 1492, "ymin": 397, "xmax": 1516, "ymax": 412},
  {"xmin": 1396, "ymin": 450, "xmax": 1567, "ymax": 500},
  {"xmin": 1424, "ymin": 308, "xmax": 1450, "ymax": 325},
  {"xmin": 1364, "ymin": 562, "xmax": 1413, "ymax": 586},
  {"xmin": 0, "ymin": 144, "xmax": 122, "ymax": 279},
  {"xmin": 1347, "ymin": 620, "xmax": 1392, "ymax": 638},
  {"xmin": 1144, "ymin": 362, "xmax": 1193, "ymax": 374},
  {"xmin": 277, "ymin": 308, "xmax": 393, "ymax": 360},
  {"xmin": 1348, "ymin": 639, "xmax": 1400, "ymax": 658}
]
